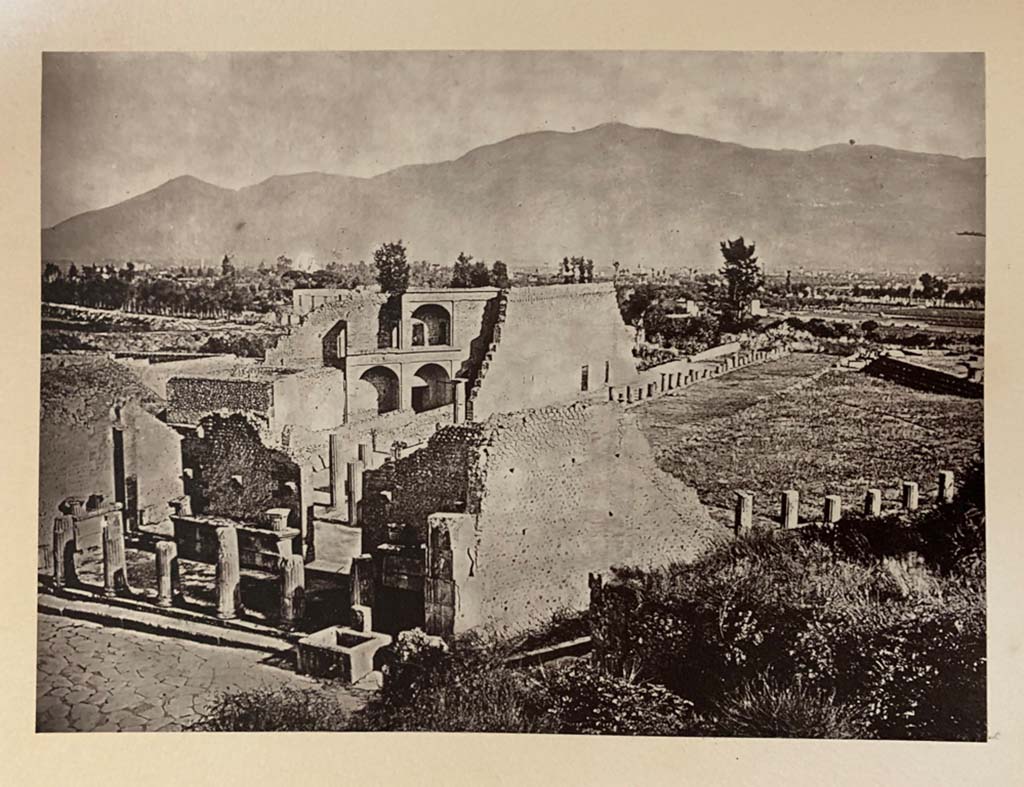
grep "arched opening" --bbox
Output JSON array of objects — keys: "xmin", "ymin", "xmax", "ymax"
[
  {"xmin": 411, "ymin": 304, "xmax": 452, "ymax": 347},
  {"xmin": 411, "ymin": 363, "xmax": 452, "ymax": 413},
  {"xmin": 321, "ymin": 319, "xmax": 347, "ymax": 367},
  {"xmin": 357, "ymin": 366, "xmax": 400, "ymax": 415}
]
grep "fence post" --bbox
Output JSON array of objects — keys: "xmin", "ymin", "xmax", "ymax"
[
  {"xmin": 155, "ymin": 540, "xmax": 179, "ymax": 608},
  {"xmin": 938, "ymin": 470, "xmax": 955, "ymax": 503},
  {"xmin": 864, "ymin": 488, "xmax": 882, "ymax": 517},
  {"xmin": 734, "ymin": 492, "xmax": 753, "ymax": 535},
  {"xmin": 901, "ymin": 481, "xmax": 920, "ymax": 512},
  {"xmin": 215, "ymin": 525, "xmax": 241, "ymax": 620},
  {"xmin": 823, "ymin": 495, "xmax": 842, "ymax": 525},
  {"xmin": 780, "ymin": 490, "xmax": 800, "ymax": 529}
]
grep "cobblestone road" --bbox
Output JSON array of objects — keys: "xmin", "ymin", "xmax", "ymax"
[{"xmin": 36, "ymin": 615, "xmax": 368, "ymax": 732}]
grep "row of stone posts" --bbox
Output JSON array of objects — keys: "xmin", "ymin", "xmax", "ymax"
[
  {"xmin": 613, "ymin": 346, "xmax": 788, "ymax": 405},
  {"xmin": 733, "ymin": 470, "xmax": 957, "ymax": 535}
]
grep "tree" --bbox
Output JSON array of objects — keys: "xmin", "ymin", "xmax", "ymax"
[
  {"xmin": 221, "ymin": 254, "xmax": 236, "ymax": 278},
  {"xmin": 491, "ymin": 260, "xmax": 510, "ymax": 289},
  {"xmin": 918, "ymin": 272, "xmax": 949, "ymax": 301},
  {"xmin": 374, "ymin": 240, "xmax": 411, "ymax": 295},
  {"xmin": 451, "ymin": 252, "xmax": 475, "ymax": 288},
  {"xmin": 469, "ymin": 261, "xmax": 492, "ymax": 287},
  {"xmin": 717, "ymin": 237, "xmax": 764, "ymax": 324}
]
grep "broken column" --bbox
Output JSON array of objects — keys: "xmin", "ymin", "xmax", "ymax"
[
  {"xmin": 734, "ymin": 491, "xmax": 753, "ymax": 535},
  {"xmin": 902, "ymin": 481, "xmax": 920, "ymax": 512},
  {"xmin": 102, "ymin": 508, "xmax": 130, "ymax": 598},
  {"xmin": 864, "ymin": 488, "xmax": 882, "ymax": 517},
  {"xmin": 780, "ymin": 490, "xmax": 800, "ymax": 529},
  {"xmin": 155, "ymin": 540, "xmax": 180, "ymax": 608},
  {"xmin": 214, "ymin": 524, "xmax": 241, "ymax": 620},
  {"xmin": 347, "ymin": 460, "xmax": 365, "ymax": 526},
  {"xmin": 938, "ymin": 470, "xmax": 955, "ymax": 503},
  {"xmin": 266, "ymin": 507, "xmax": 291, "ymax": 532},
  {"xmin": 823, "ymin": 495, "xmax": 842, "ymax": 525},
  {"xmin": 279, "ymin": 554, "xmax": 305, "ymax": 627},
  {"xmin": 51, "ymin": 514, "xmax": 78, "ymax": 588}
]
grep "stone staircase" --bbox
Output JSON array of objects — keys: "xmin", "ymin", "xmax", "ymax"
[{"xmin": 466, "ymin": 289, "xmax": 509, "ymax": 421}]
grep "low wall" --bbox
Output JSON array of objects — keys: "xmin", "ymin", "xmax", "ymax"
[
  {"xmin": 863, "ymin": 356, "xmax": 982, "ymax": 398},
  {"xmin": 172, "ymin": 514, "xmax": 299, "ymax": 572}
]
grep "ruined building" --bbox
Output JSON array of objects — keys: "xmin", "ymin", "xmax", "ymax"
[{"xmin": 41, "ymin": 283, "xmax": 719, "ymax": 637}]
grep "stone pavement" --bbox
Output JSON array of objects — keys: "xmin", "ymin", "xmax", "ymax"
[{"xmin": 36, "ymin": 614, "xmax": 369, "ymax": 732}]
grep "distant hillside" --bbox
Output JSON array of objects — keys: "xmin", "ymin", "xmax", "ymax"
[{"xmin": 42, "ymin": 123, "xmax": 986, "ymax": 274}]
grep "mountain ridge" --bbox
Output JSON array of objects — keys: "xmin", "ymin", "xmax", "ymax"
[{"xmin": 42, "ymin": 123, "xmax": 986, "ymax": 274}]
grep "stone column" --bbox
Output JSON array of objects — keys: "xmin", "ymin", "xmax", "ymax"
[
  {"xmin": 328, "ymin": 432, "xmax": 343, "ymax": 509},
  {"xmin": 780, "ymin": 490, "xmax": 800, "ymax": 529},
  {"xmin": 864, "ymin": 488, "xmax": 882, "ymax": 517},
  {"xmin": 902, "ymin": 481, "xmax": 920, "ymax": 512},
  {"xmin": 938, "ymin": 470, "xmax": 955, "ymax": 503},
  {"xmin": 266, "ymin": 507, "xmax": 291, "ymax": 532},
  {"xmin": 823, "ymin": 495, "xmax": 842, "ymax": 525},
  {"xmin": 347, "ymin": 460, "xmax": 365, "ymax": 526},
  {"xmin": 279, "ymin": 554, "xmax": 305, "ymax": 628},
  {"xmin": 102, "ymin": 510, "xmax": 130, "ymax": 598},
  {"xmin": 155, "ymin": 540, "xmax": 179, "ymax": 608},
  {"xmin": 734, "ymin": 492, "xmax": 753, "ymax": 535},
  {"xmin": 215, "ymin": 525, "xmax": 241, "ymax": 620},
  {"xmin": 52, "ymin": 514, "xmax": 78, "ymax": 588}
]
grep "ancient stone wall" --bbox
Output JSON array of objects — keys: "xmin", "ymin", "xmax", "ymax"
[
  {"xmin": 181, "ymin": 413, "xmax": 302, "ymax": 529},
  {"xmin": 265, "ymin": 290, "xmax": 388, "ymax": 367},
  {"xmin": 166, "ymin": 376, "xmax": 274, "ymax": 427},
  {"xmin": 864, "ymin": 356, "xmax": 983, "ymax": 398},
  {"xmin": 362, "ymin": 400, "xmax": 720, "ymax": 635},
  {"xmin": 470, "ymin": 283, "xmax": 638, "ymax": 419}
]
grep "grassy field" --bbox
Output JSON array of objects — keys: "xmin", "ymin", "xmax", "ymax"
[{"xmin": 638, "ymin": 354, "xmax": 983, "ymax": 524}]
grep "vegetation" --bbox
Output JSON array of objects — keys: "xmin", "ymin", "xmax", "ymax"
[
  {"xmin": 373, "ymin": 240, "xmax": 411, "ymax": 295},
  {"xmin": 192, "ymin": 686, "xmax": 352, "ymax": 731},
  {"xmin": 713, "ymin": 237, "xmax": 764, "ymax": 327}
]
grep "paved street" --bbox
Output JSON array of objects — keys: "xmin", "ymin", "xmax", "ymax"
[{"xmin": 36, "ymin": 614, "xmax": 368, "ymax": 732}]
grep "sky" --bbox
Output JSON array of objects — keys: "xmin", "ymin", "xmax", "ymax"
[{"xmin": 41, "ymin": 51, "xmax": 984, "ymax": 228}]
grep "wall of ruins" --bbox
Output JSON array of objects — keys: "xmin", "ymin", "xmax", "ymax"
[
  {"xmin": 181, "ymin": 413, "xmax": 303, "ymax": 531},
  {"xmin": 265, "ymin": 291, "xmax": 388, "ymax": 368},
  {"xmin": 470, "ymin": 283, "xmax": 639, "ymax": 419},
  {"xmin": 167, "ymin": 376, "xmax": 275, "ymax": 427},
  {"xmin": 271, "ymin": 369, "xmax": 347, "ymax": 431},
  {"xmin": 114, "ymin": 353, "xmax": 256, "ymax": 398},
  {"xmin": 362, "ymin": 401, "xmax": 720, "ymax": 635}
]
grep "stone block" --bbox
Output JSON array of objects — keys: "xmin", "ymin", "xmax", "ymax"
[
  {"xmin": 734, "ymin": 491, "xmax": 753, "ymax": 534},
  {"xmin": 938, "ymin": 470, "xmax": 955, "ymax": 503},
  {"xmin": 295, "ymin": 626, "xmax": 392, "ymax": 683},
  {"xmin": 864, "ymin": 488, "xmax": 882, "ymax": 517},
  {"xmin": 902, "ymin": 481, "xmax": 920, "ymax": 511},
  {"xmin": 780, "ymin": 489, "xmax": 799, "ymax": 529},
  {"xmin": 823, "ymin": 495, "xmax": 842, "ymax": 524}
]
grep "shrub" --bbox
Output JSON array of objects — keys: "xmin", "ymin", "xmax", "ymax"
[
  {"xmin": 192, "ymin": 686, "xmax": 351, "ymax": 731},
  {"xmin": 543, "ymin": 660, "xmax": 698, "ymax": 736},
  {"xmin": 710, "ymin": 674, "xmax": 867, "ymax": 739}
]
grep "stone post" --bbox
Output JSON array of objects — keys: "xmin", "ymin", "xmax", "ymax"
[
  {"xmin": 215, "ymin": 524, "xmax": 241, "ymax": 620},
  {"xmin": 938, "ymin": 470, "xmax": 955, "ymax": 503},
  {"xmin": 357, "ymin": 442, "xmax": 371, "ymax": 467},
  {"xmin": 329, "ymin": 432, "xmax": 343, "ymax": 509},
  {"xmin": 823, "ymin": 495, "xmax": 842, "ymax": 525},
  {"xmin": 660, "ymin": 373, "xmax": 667, "ymax": 392},
  {"xmin": 102, "ymin": 510, "xmax": 130, "ymax": 597},
  {"xmin": 625, "ymin": 386, "xmax": 633, "ymax": 403},
  {"xmin": 52, "ymin": 514, "xmax": 78, "ymax": 588},
  {"xmin": 350, "ymin": 553, "xmax": 375, "ymax": 609},
  {"xmin": 347, "ymin": 460, "xmax": 365, "ymax": 526},
  {"xmin": 608, "ymin": 386, "xmax": 616, "ymax": 401},
  {"xmin": 452, "ymin": 378, "xmax": 466, "ymax": 424},
  {"xmin": 266, "ymin": 507, "xmax": 291, "ymax": 532},
  {"xmin": 155, "ymin": 540, "xmax": 180, "ymax": 608},
  {"xmin": 864, "ymin": 488, "xmax": 882, "ymax": 517},
  {"xmin": 780, "ymin": 490, "xmax": 800, "ymax": 529},
  {"xmin": 734, "ymin": 492, "xmax": 753, "ymax": 535},
  {"xmin": 350, "ymin": 604, "xmax": 373, "ymax": 633},
  {"xmin": 676, "ymin": 371, "xmax": 683, "ymax": 387},
  {"xmin": 279, "ymin": 554, "xmax": 305, "ymax": 628},
  {"xmin": 902, "ymin": 481, "xmax": 920, "ymax": 512}
]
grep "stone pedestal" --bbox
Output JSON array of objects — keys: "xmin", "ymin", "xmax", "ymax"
[
  {"xmin": 780, "ymin": 490, "xmax": 800, "ymax": 529},
  {"xmin": 155, "ymin": 540, "xmax": 179, "ymax": 608},
  {"xmin": 215, "ymin": 525, "xmax": 241, "ymax": 620},
  {"xmin": 864, "ymin": 488, "xmax": 882, "ymax": 518}
]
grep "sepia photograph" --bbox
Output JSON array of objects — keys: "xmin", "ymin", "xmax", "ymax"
[{"xmin": 35, "ymin": 50, "xmax": 986, "ymax": 740}]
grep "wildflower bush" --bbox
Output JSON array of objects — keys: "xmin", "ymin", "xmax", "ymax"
[{"xmin": 192, "ymin": 686, "xmax": 352, "ymax": 731}]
